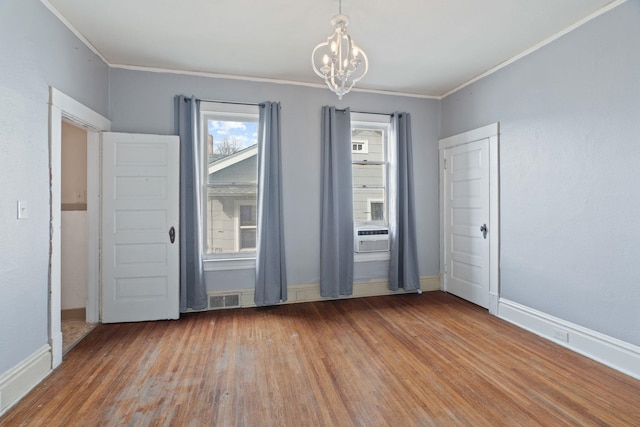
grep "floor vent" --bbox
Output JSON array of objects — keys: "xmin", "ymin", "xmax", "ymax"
[{"xmin": 209, "ymin": 294, "xmax": 240, "ymax": 310}]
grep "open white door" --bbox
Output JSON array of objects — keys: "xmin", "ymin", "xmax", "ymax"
[
  {"xmin": 439, "ymin": 123, "xmax": 499, "ymax": 313},
  {"xmin": 443, "ymin": 139, "xmax": 490, "ymax": 308},
  {"xmin": 102, "ymin": 132, "xmax": 180, "ymax": 323}
]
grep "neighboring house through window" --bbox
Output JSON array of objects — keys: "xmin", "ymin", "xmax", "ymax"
[
  {"xmin": 237, "ymin": 202, "xmax": 257, "ymax": 251},
  {"xmin": 201, "ymin": 102, "xmax": 259, "ymax": 259},
  {"xmin": 352, "ymin": 139, "xmax": 368, "ymax": 154},
  {"xmin": 351, "ymin": 113, "xmax": 390, "ymax": 226}
]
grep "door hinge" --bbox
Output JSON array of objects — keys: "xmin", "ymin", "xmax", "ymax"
[{"xmin": 443, "ymin": 158, "xmax": 447, "ymax": 170}]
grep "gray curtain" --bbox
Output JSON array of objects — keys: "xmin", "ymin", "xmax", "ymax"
[
  {"xmin": 176, "ymin": 95, "xmax": 207, "ymax": 312},
  {"xmin": 320, "ymin": 106, "xmax": 354, "ymax": 297},
  {"xmin": 255, "ymin": 102, "xmax": 287, "ymax": 306},
  {"xmin": 389, "ymin": 112, "xmax": 420, "ymax": 291}
]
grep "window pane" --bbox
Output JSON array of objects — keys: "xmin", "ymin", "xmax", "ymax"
[
  {"xmin": 240, "ymin": 205, "xmax": 256, "ymax": 226},
  {"xmin": 206, "ymin": 193, "xmax": 257, "ymax": 254},
  {"xmin": 208, "ymin": 119, "xmax": 258, "ymax": 164},
  {"xmin": 351, "ymin": 129, "xmax": 384, "ymax": 162},
  {"xmin": 371, "ymin": 202, "xmax": 384, "ymax": 221},
  {"xmin": 240, "ymin": 228, "xmax": 256, "ymax": 250},
  {"xmin": 351, "ymin": 121, "xmax": 388, "ymax": 225},
  {"xmin": 205, "ymin": 112, "xmax": 259, "ymax": 256},
  {"xmin": 352, "ymin": 164, "xmax": 385, "ymax": 188},
  {"xmin": 207, "ymin": 119, "xmax": 257, "ymax": 186},
  {"xmin": 353, "ymin": 188, "xmax": 385, "ymax": 223}
]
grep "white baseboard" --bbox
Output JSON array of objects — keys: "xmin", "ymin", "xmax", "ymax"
[
  {"xmin": 206, "ymin": 275, "xmax": 441, "ymax": 310},
  {"xmin": 51, "ymin": 331, "xmax": 63, "ymax": 369},
  {"xmin": 420, "ymin": 276, "xmax": 441, "ymax": 292},
  {"xmin": 489, "ymin": 292, "xmax": 499, "ymax": 315},
  {"xmin": 498, "ymin": 298, "xmax": 640, "ymax": 380},
  {"xmin": 0, "ymin": 345, "xmax": 52, "ymax": 416}
]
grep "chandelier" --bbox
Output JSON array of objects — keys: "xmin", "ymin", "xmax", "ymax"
[{"xmin": 311, "ymin": 0, "xmax": 369, "ymax": 100}]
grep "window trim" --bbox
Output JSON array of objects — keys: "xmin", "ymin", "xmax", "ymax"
[
  {"xmin": 351, "ymin": 113, "xmax": 391, "ymax": 261},
  {"xmin": 204, "ymin": 257, "xmax": 256, "ymax": 271},
  {"xmin": 355, "ymin": 251, "xmax": 391, "ymax": 262},
  {"xmin": 201, "ymin": 101, "xmax": 259, "ymax": 266}
]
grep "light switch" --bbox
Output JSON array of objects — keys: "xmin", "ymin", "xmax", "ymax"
[{"xmin": 17, "ymin": 200, "xmax": 28, "ymax": 219}]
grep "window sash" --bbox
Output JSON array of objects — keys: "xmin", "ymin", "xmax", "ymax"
[
  {"xmin": 201, "ymin": 102, "xmax": 259, "ymax": 259},
  {"xmin": 351, "ymin": 119, "xmax": 390, "ymax": 226}
]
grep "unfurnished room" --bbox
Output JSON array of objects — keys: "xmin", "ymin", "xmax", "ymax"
[{"xmin": 0, "ymin": 0, "xmax": 639, "ymax": 425}]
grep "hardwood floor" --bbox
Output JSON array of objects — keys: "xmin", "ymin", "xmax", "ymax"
[{"xmin": 2, "ymin": 292, "xmax": 639, "ymax": 426}]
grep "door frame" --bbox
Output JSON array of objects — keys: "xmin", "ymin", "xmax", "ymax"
[
  {"xmin": 439, "ymin": 123, "xmax": 500, "ymax": 314},
  {"xmin": 49, "ymin": 88, "xmax": 111, "ymax": 368}
]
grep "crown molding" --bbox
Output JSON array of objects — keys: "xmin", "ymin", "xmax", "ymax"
[
  {"xmin": 109, "ymin": 64, "xmax": 438, "ymax": 100},
  {"xmin": 441, "ymin": 0, "xmax": 629, "ymax": 98},
  {"xmin": 42, "ymin": 0, "xmax": 628, "ymax": 101},
  {"xmin": 40, "ymin": 0, "xmax": 435, "ymax": 100},
  {"xmin": 40, "ymin": 0, "xmax": 109, "ymax": 65}
]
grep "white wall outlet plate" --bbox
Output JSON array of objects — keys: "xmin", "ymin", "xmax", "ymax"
[{"xmin": 17, "ymin": 200, "xmax": 28, "ymax": 219}]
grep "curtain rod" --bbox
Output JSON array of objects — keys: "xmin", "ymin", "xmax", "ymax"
[
  {"xmin": 352, "ymin": 110, "xmax": 392, "ymax": 116},
  {"xmin": 192, "ymin": 99, "xmax": 388, "ymax": 114},
  {"xmin": 195, "ymin": 98, "xmax": 261, "ymax": 106}
]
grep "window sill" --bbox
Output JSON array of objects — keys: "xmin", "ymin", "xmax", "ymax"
[
  {"xmin": 354, "ymin": 251, "xmax": 390, "ymax": 263},
  {"xmin": 204, "ymin": 257, "xmax": 256, "ymax": 271}
]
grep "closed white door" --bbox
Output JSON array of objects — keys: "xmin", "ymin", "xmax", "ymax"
[
  {"xmin": 101, "ymin": 132, "xmax": 180, "ymax": 323},
  {"xmin": 443, "ymin": 138, "xmax": 490, "ymax": 308}
]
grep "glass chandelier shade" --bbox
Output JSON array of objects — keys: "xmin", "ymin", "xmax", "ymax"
[{"xmin": 311, "ymin": 10, "xmax": 369, "ymax": 100}]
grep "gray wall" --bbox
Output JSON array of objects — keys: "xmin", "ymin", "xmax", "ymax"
[
  {"xmin": 0, "ymin": 0, "xmax": 109, "ymax": 374},
  {"xmin": 109, "ymin": 69, "xmax": 441, "ymax": 291},
  {"xmin": 441, "ymin": 1, "xmax": 640, "ymax": 346}
]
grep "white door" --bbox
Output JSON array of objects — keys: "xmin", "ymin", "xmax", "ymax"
[
  {"xmin": 443, "ymin": 138, "xmax": 490, "ymax": 308},
  {"xmin": 102, "ymin": 132, "xmax": 180, "ymax": 323}
]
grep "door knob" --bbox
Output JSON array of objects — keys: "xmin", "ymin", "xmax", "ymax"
[
  {"xmin": 169, "ymin": 226, "xmax": 175, "ymax": 244},
  {"xmin": 480, "ymin": 224, "xmax": 488, "ymax": 239}
]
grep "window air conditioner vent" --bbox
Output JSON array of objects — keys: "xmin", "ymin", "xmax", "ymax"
[{"xmin": 354, "ymin": 226, "xmax": 390, "ymax": 253}]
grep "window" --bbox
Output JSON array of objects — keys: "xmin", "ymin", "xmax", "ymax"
[
  {"xmin": 351, "ymin": 114, "xmax": 390, "ymax": 226},
  {"xmin": 369, "ymin": 200, "xmax": 384, "ymax": 221},
  {"xmin": 352, "ymin": 139, "xmax": 369, "ymax": 154},
  {"xmin": 201, "ymin": 102, "xmax": 259, "ymax": 259},
  {"xmin": 237, "ymin": 203, "xmax": 257, "ymax": 251}
]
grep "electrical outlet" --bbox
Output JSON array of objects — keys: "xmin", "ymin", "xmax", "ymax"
[{"xmin": 552, "ymin": 328, "xmax": 569, "ymax": 342}]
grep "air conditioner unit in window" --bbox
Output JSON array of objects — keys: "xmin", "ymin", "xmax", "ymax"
[{"xmin": 354, "ymin": 226, "xmax": 390, "ymax": 253}]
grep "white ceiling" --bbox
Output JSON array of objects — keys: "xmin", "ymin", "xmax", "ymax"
[{"xmin": 45, "ymin": 0, "xmax": 618, "ymax": 98}]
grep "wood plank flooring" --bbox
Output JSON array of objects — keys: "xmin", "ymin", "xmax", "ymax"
[{"xmin": 2, "ymin": 292, "xmax": 639, "ymax": 426}]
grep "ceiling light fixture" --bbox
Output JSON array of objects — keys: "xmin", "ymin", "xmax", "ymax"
[{"xmin": 311, "ymin": 0, "xmax": 369, "ymax": 100}]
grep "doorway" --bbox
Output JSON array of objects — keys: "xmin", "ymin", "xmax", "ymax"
[
  {"xmin": 439, "ymin": 123, "xmax": 500, "ymax": 314},
  {"xmin": 60, "ymin": 121, "xmax": 96, "ymax": 353},
  {"xmin": 49, "ymin": 87, "xmax": 111, "ymax": 368}
]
